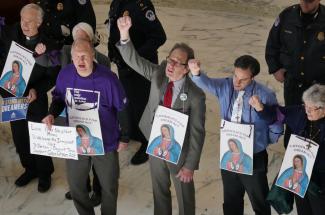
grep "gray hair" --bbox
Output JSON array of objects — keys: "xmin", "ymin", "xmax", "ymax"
[
  {"xmin": 72, "ymin": 22, "xmax": 94, "ymax": 43},
  {"xmin": 169, "ymin": 43, "xmax": 195, "ymax": 63},
  {"xmin": 71, "ymin": 39, "xmax": 95, "ymax": 56},
  {"xmin": 20, "ymin": 3, "xmax": 44, "ymax": 25},
  {"xmin": 302, "ymin": 84, "xmax": 325, "ymax": 107}
]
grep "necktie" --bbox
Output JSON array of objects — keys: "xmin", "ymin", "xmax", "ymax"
[
  {"xmin": 163, "ymin": 81, "xmax": 174, "ymax": 108},
  {"xmin": 231, "ymin": 90, "xmax": 245, "ymax": 123}
]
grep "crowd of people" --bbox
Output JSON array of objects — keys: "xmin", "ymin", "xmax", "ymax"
[{"xmin": 0, "ymin": 0, "xmax": 324, "ymax": 215}]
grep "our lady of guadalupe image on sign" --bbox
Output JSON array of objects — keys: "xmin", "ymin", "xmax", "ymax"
[
  {"xmin": 76, "ymin": 124, "xmax": 104, "ymax": 155},
  {"xmin": 147, "ymin": 124, "xmax": 182, "ymax": 164},
  {"xmin": 0, "ymin": 60, "xmax": 26, "ymax": 97},
  {"xmin": 220, "ymin": 138, "xmax": 253, "ymax": 174},
  {"xmin": 277, "ymin": 154, "xmax": 309, "ymax": 197}
]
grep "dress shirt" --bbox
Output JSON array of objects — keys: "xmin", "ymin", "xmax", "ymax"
[{"xmin": 192, "ymin": 73, "xmax": 278, "ymax": 153}]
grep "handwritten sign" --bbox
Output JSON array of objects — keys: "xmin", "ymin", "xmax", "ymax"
[{"xmin": 28, "ymin": 122, "xmax": 78, "ymax": 160}]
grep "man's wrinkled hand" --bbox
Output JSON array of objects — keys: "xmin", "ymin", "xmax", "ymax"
[
  {"xmin": 117, "ymin": 142, "xmax": 128, "ymax": 152},
  {"xmin": 27, "ymin": 88, "xmax": 37, "ymax": 103},
  {"xmin": 117, "ymin": 16, "xmax": 132, "ymax": 41},
  {"xmin": 42, "ymin": 114, "xmax": 54, "ymax": 130},
  {"xmin": 176, "ymin": 167, "xmax": 194, "ymax": 183},
  {"xmin": 273, "ymin": 68, "xmax": 286, "ymax": 83},
  {"xmin": 35, "ymin": 43, "xmax": 46, "ymax": 55}
]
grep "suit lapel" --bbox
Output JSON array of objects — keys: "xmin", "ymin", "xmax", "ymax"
[{"xmin": 159, "ymin": 77, "xmax": 169, "ymax": 106}]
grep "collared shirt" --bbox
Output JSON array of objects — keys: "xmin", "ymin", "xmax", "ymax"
[
  {"xmin": 161, "ymin": 77, "xmax": 186, "ymax": 107},
  {"xmin": 171, "ymin": 77, "xmax": 185, "ymax": 106},
  {"xmin": 192, "ymin": 73, "xmax": 278, "ymax": 153}
]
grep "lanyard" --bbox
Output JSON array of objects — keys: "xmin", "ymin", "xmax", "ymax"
[{"xmin": 226, "ymin": 81, "xmax": 256, "ymax": 123}]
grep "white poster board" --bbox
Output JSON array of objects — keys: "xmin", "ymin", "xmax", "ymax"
[
  {"xmin": 66, "ymin": 88, "xmax": 104, "ymax": 155},
  {"xmin": 276, "ymin": 134, "xmax": 319, "ymax": 198},
  {"xmin": 220, "ymin": 119, "xmax": 254, "ymax": 175},
  {"xmin": 29, "ymin": 122, "xmax": 78, "ymax": 160},
  {"xmin": 146, "ymin": 105, "xmax": 188, "ymax": 164},
  {"xmin": 0, "ymin": 41, "xmax": 35, "ymax": 97}
]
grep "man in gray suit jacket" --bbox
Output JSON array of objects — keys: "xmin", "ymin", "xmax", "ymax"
[{"xmin": 116, "ymin": 16, "xmax": 206, "ymax": 215}]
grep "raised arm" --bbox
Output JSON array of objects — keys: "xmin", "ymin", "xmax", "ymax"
[
  {"xmin": 115, "ymin": 16, "xmax": 160, "ymax": 81},
  {"xmin": 189, "ymin": 59, "xmax": 225, "ymax": 97}
]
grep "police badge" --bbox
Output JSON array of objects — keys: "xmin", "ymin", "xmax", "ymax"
[
  {"xmin": 78, "ymin": 0, "xmax": 87, "ymax": 5},
  {"xmin": 145, "ymin": 10, "xmax": 156, "ymax": 21},
  {"xmin": 57, "ymin": 3, "xmax": 63, "ymax": 11},
  {"xmin": 317, "ymin": 32, "xmax": 325, "ymax": 41},
  {"xmin": 123, "ymin": 10, "xmax": 129, "ymax": 17}
]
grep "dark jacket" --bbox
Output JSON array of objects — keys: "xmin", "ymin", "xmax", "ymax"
[
  {"xmin": 108, "ymin": 0, "xmax": 166, "ymax": 69},
  {"xmin": 36, "ymin": 0, "xmax": 96, "ymax": 48},
  {"xmin": 0, "ymin": 23, "xmax": 60, "ymax": 121},
  {"xmin": 261, "ymin": 105, "xmax": 325, "ymax": 190},
  {"xmin": 266, "ymin": 4, "xmax": 325, "ymax": 91}
]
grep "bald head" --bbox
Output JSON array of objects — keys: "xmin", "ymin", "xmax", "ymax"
[{"xmin": 71, "ymin": 39, "xmax": 95, "ymax": 77}]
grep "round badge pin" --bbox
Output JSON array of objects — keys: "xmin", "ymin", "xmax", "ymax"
[{"xmin": 180, "ymin": 93, "xmax": 187, "ymax": 101}]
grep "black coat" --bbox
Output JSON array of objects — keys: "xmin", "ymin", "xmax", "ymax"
[
  {"xmin": 36, "ymin": 0, "xmax": 96, "ymax": 48},
  {"xmin": 0, "ymin": 24, "xmax": 60, "ymax": 121},
  {"xmin": 266, "ymin": 4, "xmax": 325, "ymax": 104},
  {"xmin": 108, "ymin": 0, "xmax": 166, "ymax": 69}
]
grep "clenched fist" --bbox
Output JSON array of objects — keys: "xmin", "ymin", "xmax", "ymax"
[
  {"xmin": 248, "ymin": 95, "xmax": 264, "ymax": 112},
  {"xmin": 117, "ymin": 16, "xmax": 132, "ymax": 41},
  {"xmin": 188, "ymin": 59, "xmax": 201, "ymax": 76}
]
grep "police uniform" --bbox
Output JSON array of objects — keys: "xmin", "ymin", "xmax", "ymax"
[
  {"xmin": 266, "ymin": 4, "xmax": 325, "ymax": 105},
  {"xmin": 36, "ymin": 0, "xmax": 96, "ymax": 48},
  {"xmin": 266, "ymin": 4, "xmax": 325, "ymax": 147},
  {"xmin": 108, "ymin": 0, "xmax": 166, "ymax": 162}
]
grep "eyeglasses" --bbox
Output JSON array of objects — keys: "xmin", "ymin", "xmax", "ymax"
[
  {"xmin": 166, "ymin": 57, "xmax": 187, "ymax": 68},
  {"xmin": 303, "ymin": 104, "xmax": 322, "ymax": 113}
]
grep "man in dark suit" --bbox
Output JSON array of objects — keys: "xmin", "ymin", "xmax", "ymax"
[{"xmin": 116, "ymin": 16, "xmax": 206, "ymax": 215}]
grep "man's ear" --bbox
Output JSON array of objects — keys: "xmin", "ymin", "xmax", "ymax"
[
  {"xmin": 37, "ymin": 20, "xmax": 43, "ymax": 28},
  {"xmin": 184, "ymin": 67, "xmax": 190, "ymax": 75}
]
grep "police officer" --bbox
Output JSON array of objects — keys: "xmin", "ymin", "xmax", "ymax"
[
  {"xmin": 35, "ymin": 0, "xmax": 96, "ymax": 48},
  {"xmin": 265, "ymin": 0, "xmax": 325, "ymax": 146},
  {"xmin": 108, "ymin": 0, "xmax": 166, "ymax": 165}
]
